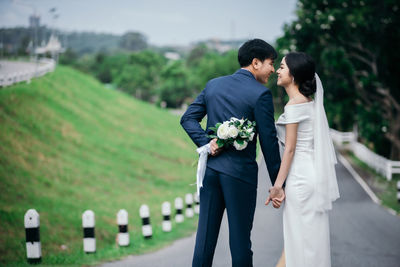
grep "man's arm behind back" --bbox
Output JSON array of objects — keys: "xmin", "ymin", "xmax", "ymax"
[{"xmin": 180, "ymin": 89, "xmax": 210, "ymax": 147}]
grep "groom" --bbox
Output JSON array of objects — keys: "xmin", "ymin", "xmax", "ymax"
[{"xmin": 180, "ymin": 39, "xmax": 282, "ymax": 267}]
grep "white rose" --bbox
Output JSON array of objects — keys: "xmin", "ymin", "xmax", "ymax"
[
  {"xmin": 217, "ymin": 122, "xmax": 230, "ymax": 139},
  {"xmin": 246, "ymin": 127, "xmax": 254, "ymax": 133},
  {"xmin": 239, "ymin": 119, "xmax": 245, "ymax": 125},
  {"xmin": 233, "ymin": 140, "xmax": 248, "ymax": 150},
  {"xmin": 249, "ymin": 132, "xmax": 255, "ymax": 141},
  {"xmin": 239, "ymin": 131, "xmax": 247, "ymax": 138},
  {"xmin": 228, "ymin": 126, "xmax": 239, "ymax": 138}
]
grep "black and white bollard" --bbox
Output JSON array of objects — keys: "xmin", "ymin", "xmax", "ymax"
[
  {"xmin": 24, "ymin": 209, "xmax": 41, "ymax": 264},
  {"xmin": 193, "ymin": 192, "xmax": 200, "ymax": 214},
  {"xmin": 185, "ymin": 193, "xmax": 194, "ymax": 218},
  {"xmin": 140, "ymin": 204, "xmax": 152, "ymax": 239},
  {"xmin": 162, "ymin": 201, "xmax": 172, "ymax": 232},
  {"xmin": 175, "ymin": 197, "xmax": 184, "ymax": 223},
  {"xmin": 82, "ymin": 210, "xmax": 96, "ymax": 253},
  {"xmin": 397, "ymin": 181, "xmax": 400, "ymax": 203},
  {"xmin": 117, "ymin": 209, "xmax": 129, "ymax": 246}
]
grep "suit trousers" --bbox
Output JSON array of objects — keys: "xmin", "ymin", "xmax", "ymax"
[{"xmin": 192, "ymin": 167, "xmax": 257, "ymax": 267}]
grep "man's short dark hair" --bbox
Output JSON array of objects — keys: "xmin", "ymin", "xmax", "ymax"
[{"xmin": 238, "ymin": 39, "xmax": 277, "ymax": 67}]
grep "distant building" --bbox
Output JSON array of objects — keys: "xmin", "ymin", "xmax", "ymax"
[
  {"xmin": 35, "ymin": 34, "xmax": 64, "ymax": 54},
  {"xmin": 35, "ymin": 34, "xmax": 65, "ymax": 62},
  {"xmin": 164, "ymin": 52, "xmax": 181, "ymax": 61},
  {"xmin": 29, "ymin": 14, "xmax": 40, "ymax": 28}
]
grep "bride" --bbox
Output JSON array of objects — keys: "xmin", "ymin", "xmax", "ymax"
[{"xmin": 266, "ymin": 52, "xmax": 340, "ymax": 267}]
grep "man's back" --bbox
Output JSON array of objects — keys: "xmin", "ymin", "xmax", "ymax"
[
  {"xmin": 204, "ymin": 69, "xmax": 267, "ymax": 185},
  {"xmin": 181, "ymin": 68, "xmax": 280, "ymax": 186}
]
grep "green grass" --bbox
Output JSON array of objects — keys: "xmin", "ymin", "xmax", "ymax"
[
  {"xmin": 346, "ymin": 151, "xmax": 400, "ymax": 213},
  {"xmin": 0, "ymin": 66, "xmax": 200, "ymax": 265}
]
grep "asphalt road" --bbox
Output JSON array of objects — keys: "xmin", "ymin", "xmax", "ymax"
[{"xmin": 100, "ymin": 156, "xmax": 400, "ymax": 267}]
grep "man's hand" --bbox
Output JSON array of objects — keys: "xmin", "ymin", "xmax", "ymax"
[
  {"xmin": 209, "ymin": 138, "xmax": 223, "ymax": 156},
  {"xmin": 265, "ymin": 186, "xmax": 285, "ymax": 209}
]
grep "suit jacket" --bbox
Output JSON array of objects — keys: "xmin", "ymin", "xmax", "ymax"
[{"xmin": 180, "ymin": 69, "xmax": 281, "ymax": 187}]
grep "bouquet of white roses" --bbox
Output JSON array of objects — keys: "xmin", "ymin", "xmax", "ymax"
[
  {"xmin": 207, "ymin": 117, "xmax": 256, "ymax": 151},
  {"xmin": 194, "ymin": 117, "xmax": 256, "ymax": 195}
]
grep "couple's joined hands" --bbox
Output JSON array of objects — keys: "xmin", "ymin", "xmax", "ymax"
[
  {"xmin": 209, "ymin": 138, "xmax": 285, "ymax": 208},
  {"xmin": 265, "ymin": 186, "xmax": 285, "ymax": 209}
]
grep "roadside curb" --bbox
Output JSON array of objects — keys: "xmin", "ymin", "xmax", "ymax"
[{"xmin": 338, "ymin": 153, "xmax": 398, "ymax": 216}]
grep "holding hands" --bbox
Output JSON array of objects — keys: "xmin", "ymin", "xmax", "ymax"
[
  {"xmin": 209, "ymin": 137, "xmax": 285, "ymax": 209},
  {"xmin": 265, "ymin": 186, "xmax": 285, "ymax": 209}
]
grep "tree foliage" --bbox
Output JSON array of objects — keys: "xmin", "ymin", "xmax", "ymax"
[
  {"xmin": 188, "ymin": 48, "xmax": 239, "ymax": 95},
  {"xmin": 271, "ymin": 0, "xmax": 400, "ymax": 159},
  {"xmin": 158, "ymin": 60, "xmax": 191, "ymax": 108},
  {"xmin": 119, "ymin": 32, "xmax": 148, "ymax": 51},
  {"xmin": 68, "ymin": 45, "xmax": 239, "ymax": 108},
  {"xmin": 114, "ymin": 50, "xmax": 166, "ymax": 101}
]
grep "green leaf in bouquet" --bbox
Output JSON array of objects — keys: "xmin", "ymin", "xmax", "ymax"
[
  {"xmin": 235, "ymin": 139, "xmax": 244, "ymax": 145},
  {"xmin": 207, "ymin": 134, "xmax": 218, "ymax": 139},
  {"xmin": 216, "ymin": 138, "xmax": 225, "ymax": 148},
  {"xmin": 215, "ymin": 122, "xmax": 222, "ymax": 128},
  {"xmin": 209, "ymin": 126, "xmax": 217, "ymax": 133}
]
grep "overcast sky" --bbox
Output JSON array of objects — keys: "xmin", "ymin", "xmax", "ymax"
[{"xmin": 0, "ymin": 0, "xmax": 298, "ymax": 46}]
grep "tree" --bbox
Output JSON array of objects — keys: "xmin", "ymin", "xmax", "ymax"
[
  {"xmin": 187, "ymin": 50, "xmax": 239, "ymax": 96},
  {"xmin": 273, "ymin": 0, "xmax": 400, "ymax": 159},
  {"xmin": 187, "ymin": 44, "xmax": 208, "ymax": 67},
  {"xmin": 119, "ymin": 32, "xmax": 148, "ymax": 51},
  {"xmin": 158, "ymin": 60, "xmax": 191, "ymax": 108},
  {"xmin": 114, "ymin": 50, "xmax": 166, "ymax": 101},
  {"xmin": 59, "ymin": 48, "xmax": 78, "ymax": 66}
]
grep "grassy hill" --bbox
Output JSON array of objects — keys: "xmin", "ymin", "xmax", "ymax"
[{"xmin": 0, "ymin": 66, "xmax": 199, "ymax": 265}]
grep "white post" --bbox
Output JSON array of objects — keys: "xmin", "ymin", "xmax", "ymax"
[
  {"xmin": 194, "ymin": 192, "xmax": 200, "ymax": 214},
  {"xmin": 117, "ymin": 209, "xmax": 129, "ymax": 246},
  {"xmin": 162, "ymin": 202, "xmax": 172, "ymax": 232},
  {"xmin": 24, "ymin": 209, "xmax": 41, "ymax": 264},
  {"xmin": 175, "ymin": 197, "xmax": 184, "ymax": 223},
  {"xmin": 386, "ymin": 161, "xmax": 392, "ymax": 181},
  {"xmin": 140, "ymin": 205, "xmax": 152, "ymax": 239},
  {"xmin": 185, "ymin": 193, "xmax": 194, "ymax": 218},
  {"xmin": 82, "ymin": 210, "xmax": 96, "ymax": 253},
  {"xmin": 353, "ymin": 124, "xmax": 358, "ymax": 142},
  {"xmin": 397, "ymin": 181, "xmax": 400, "ymax": 203}
]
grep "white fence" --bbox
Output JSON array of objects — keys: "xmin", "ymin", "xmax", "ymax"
[
  {"xmin": 0, "ymin": 59, "xmax": 56, "ymax": 87},
  {"xmin": 330, "ymin": 128, "xmax": 400, "ymax": 181}
]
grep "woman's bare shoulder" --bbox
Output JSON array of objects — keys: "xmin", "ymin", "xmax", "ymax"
[{"xmin": 286, "ymin": 96, "xmax": 312, "ymax": 107}]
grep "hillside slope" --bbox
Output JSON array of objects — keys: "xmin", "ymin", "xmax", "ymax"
[{"xmin": 0, "ymin": 66, "xmax": 198, "ymax": 265}]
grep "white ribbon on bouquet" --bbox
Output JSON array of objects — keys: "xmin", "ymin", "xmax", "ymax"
[{"xmin": 195, "ymin": 143, "xmax": 211, "ymax": 196}]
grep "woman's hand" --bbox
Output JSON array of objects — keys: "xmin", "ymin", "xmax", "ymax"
[{"xmin": 265, "ymin": 186, "xmax": 285, "ymax": 208}]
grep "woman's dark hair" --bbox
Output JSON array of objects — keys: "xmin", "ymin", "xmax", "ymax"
[
  {"xmin": 285, "ymin": 52, "xmax": 316, "ymax": 97},
  {"xmin": 238, "ymin": 39, "xmax": 277, "ymax": 67}
]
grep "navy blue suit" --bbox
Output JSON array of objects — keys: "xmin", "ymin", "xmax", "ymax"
[{"xmin": 180, "ymin": 69, "xmax": 281, "ymax": 267}]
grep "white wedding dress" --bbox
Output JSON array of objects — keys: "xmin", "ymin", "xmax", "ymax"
[{"xmin": 276, "ymin": 101, "xmax": 331, "ymax": 267}]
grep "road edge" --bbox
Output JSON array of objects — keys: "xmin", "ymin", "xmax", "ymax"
[{"xmin": 337, "ymin": 153, "xmax": 398, "ymax": 216}]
